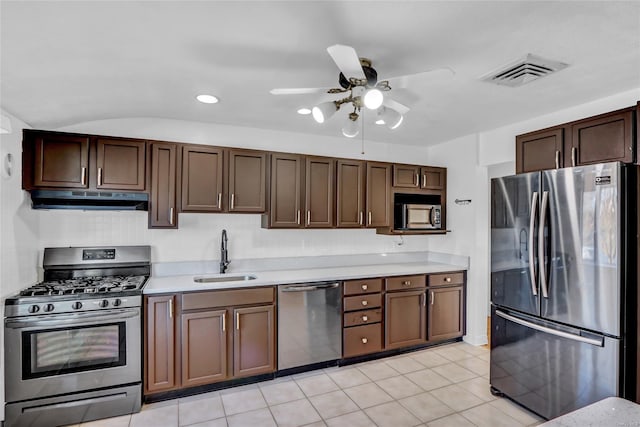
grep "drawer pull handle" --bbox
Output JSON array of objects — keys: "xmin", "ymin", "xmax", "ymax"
[
  {"xmin": 361, "ymin": 284, "xmax": 368, "ymax": 290},
  {"xmin": 217, "ymin": 193, "xmax": 222, "ymax": 208},
  {"xmin": 362, "ymin": 315, "xmax": 368, "ymax": 322},
  {"xmin": 422, "ymin": 174, "xmax": 426, "ymax": 188},
  {"xmin": 81, "ymin": 167, "xmax": 87, "ymax": 186},
  {"xmin": 445, "ymin": 277, "xmax": 452, "ymax": 283},
  {"xmin": 402, "ymin": 280, "xmax": 411, "ymax": 286},
  {"xmin": 361, "ymin": 337, "xmax": 368, "ymax": 344},
  {"xmin": 361, "ymin": 300, "xmax": 368, "ymax": 306}
]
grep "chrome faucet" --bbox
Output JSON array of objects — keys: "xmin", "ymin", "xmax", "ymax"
[{"xmin": 220, "ymin": 229, "xmax": 230, "ymax": 274}]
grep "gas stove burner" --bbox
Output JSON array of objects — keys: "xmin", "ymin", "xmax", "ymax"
[{"xmin": 18, "ymin": 275, "xmax": 148, "ymax": 298}]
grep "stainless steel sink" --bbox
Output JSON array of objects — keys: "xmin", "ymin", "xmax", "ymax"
[{"xmin": 193, "ymin": 275, "xmax": 257, "ymax": 283}]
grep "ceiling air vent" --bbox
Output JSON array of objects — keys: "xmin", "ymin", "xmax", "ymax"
[{"xmin": 482, "ymin": 54, "xmax": 568, "ymax": 87}]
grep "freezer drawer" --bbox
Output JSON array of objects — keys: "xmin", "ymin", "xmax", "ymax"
[{"xmin": 490, "ymin": 307, "xmax": 620, "ymax": 420}]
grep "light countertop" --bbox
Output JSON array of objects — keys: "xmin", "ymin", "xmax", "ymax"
[
  {"xmin": 143, "ymin": 261, "xmax": 465, "ymax": 294},
  {"xmin": 539, "ymin": 397, "xmax": 640, "ymax": 426}
]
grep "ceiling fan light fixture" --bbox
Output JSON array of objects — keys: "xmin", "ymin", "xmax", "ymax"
[
  {"xmin": 297, "ymin": 108, "xmax": 312, "ymax": 115},
  {"xmin": 312, "ymin": 101, "xmax": 338, "ymax": 123},
  {"xmin": 342, "ymin": 118, "xmax": 359, "ymax": 138},
  {"xmin": 196, "ymin": 94, "xmax": 219, "ymax": 104},
  {"xmin": 381, "ymin": 107, "xmax": 403, "ymax": 130},
  {"xmin": 363, "ymin": 89, "xmax": 383, "ymax": 109}
]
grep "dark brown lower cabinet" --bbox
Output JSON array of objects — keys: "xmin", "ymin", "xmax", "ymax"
[
  {"xmin": 343, "ymin": 323, "xmax": 383, "ymax": 358},
  {"xmin": 233, "ymin": 305, "xmax": 276, "ymax": 377},
  {"xmin": 428, "ymin": 286, "xmax": 464, "ymax": 341},
  {"xmin": 385, "ymin": 289, "xmax": 426, "ymax": 349},
  {"xmin": 181, "ymin": 310, "xmax": 228, "ymax": 387},
  {"xmin": 145, "ymin": 295, "xmax": 177, "ymax": 394}
]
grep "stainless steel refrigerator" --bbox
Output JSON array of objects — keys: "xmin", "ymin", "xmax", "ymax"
[{"xmin": 490, "ymin": 162, "xmax": 637, "ymax": 420}]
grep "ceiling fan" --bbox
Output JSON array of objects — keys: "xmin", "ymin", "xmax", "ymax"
[{"xmin": 270, "ymin": 44, "xmax": 454, "ymax": 137}]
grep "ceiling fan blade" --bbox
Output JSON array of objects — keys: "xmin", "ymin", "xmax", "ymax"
[
  {"xmin": 385, "ymin": 67, "xmax": 455, "ymax": 89},
  {"xmin": 327, "ymin": 44, "xmax": 366, "ymax": 81},
  {"xmin": 270, "ymin": 87, "xmax": 330, "ymax": 95},
  {"xmin": 383, "ymin": 98, "xmax": 410, "ymax": 115}
]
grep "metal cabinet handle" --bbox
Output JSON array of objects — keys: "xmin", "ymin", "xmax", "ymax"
[
  {"xmin": 402, "ymin": 280, "xmax": 411, "ymax": 286},
  {"xmin": 230, "ymin": 193, "xmax": 235, "ymax": 210},
  {"xmin": 297, "ymin": 210, "xmax": 301, "ymax": 225},
  {"xmin": 81, "ymin": 167, "xmax": 87, "ymax": 186},
  {"xmin": 97, "ymin": 167, "xmax": 103, "ymax": 186},
  {"xmin": 445, "ymin": 277, "xmax": 452, "ymax": 283},
  {"xmin": 359, "ymin": 211, "xmax": 363, "ymax": 226},
  {"xmin": 217, "ymin": 193, "xmax": 222, "ymax": 208},
  {"xmin": 368, "ymin": 211, "xmax": 372, "ymax": 225},
  {"xmin": 307, "ymin": 210, "xmax": 311, "ymax": 225},
  {"xmin": 422, "ymin": 174, "xmax": 426, "ymax": 188},
  {"xmin": 361, "ymin": 300, "xmax": 368, "ymax": 306},
  {"xmin": 571, "ymin": 147, "xmax": 577, "ymax": 167},
  {"xmin": 529, "ymin": 192, "xmax": 539, "ymax": 296},
  {"xmin": 555, "ymin": 151, "xmax": 560, "ymax": 169},
  {"xmin": 430, "ymin": 291, "xmax": 434, "ymax": 305},
  {"xmin": 415, "ymin": 173, "xmax": 419, "ymax": 186},
  {"xmin": 361, "ymin": 284, "xmax": 368, "ymax": 291},
  {"xmin": 222, "ymin": 313, "xmax": 226, "ymax": 331},
  {"xmin": 168, "ymin": 298, "xmax": 173, "ymax": 318},
  {"xmin": 361, "ymin": 337, "xmax": 368, "ymax": 344},
  {"xmin": 169, "ymin": 207, "xmax": 174, "ymax": 225},
  {"xmin": 236, "ymin": 312, "xmax": 240, "ymax": 330},
  {"xmin": 362, "ymin": 315, "xmax": 368, "ymax": 322}
]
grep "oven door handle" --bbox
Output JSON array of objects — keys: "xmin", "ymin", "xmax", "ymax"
[{"xmin": 5, "ymin": 308, "xmax": 139, "ymax": 329}]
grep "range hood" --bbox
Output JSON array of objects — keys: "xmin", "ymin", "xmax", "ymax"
[{"xmin": 30, "ymin": 190, "xmax": 148, "ymax": 211}]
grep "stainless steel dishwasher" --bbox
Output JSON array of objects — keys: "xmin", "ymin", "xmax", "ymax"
[{"xmin": 278, "ymin": 281, "xmax": 342, "ymax": 371}]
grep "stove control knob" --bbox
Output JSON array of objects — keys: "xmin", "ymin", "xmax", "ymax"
[
  {"xmin": 72, "ymin": 301, "xmax": 83, "ymax": 310},
  {"xmin": 28, "ymin": 305, "xmax": 40, "ymax": 314},
  {"xmin": 99, "ymin": 300, "xmax": 109, "ymax": 308},
  {"xmin": 112, "ymin": 299, "xmax": 122, "ymax": 307},
  {"xmin": 44, "ymin": 304, "xmax": 55, "ymax": 312}
]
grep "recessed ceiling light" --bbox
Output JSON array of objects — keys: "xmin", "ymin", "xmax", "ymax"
[
  {"xmin": 196, "ymin": 94, "xmax": 219, "ymax": 104},
  {"xmin": 297, "ymin": 108, "xmax": 312, "ymax": 115}
]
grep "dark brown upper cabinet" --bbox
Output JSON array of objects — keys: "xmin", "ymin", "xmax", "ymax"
[
  {"xmin": 366, "ymin": 162, "xmax": 392, "ymax": 227},
  {"xmin": 228, "ymin": 149, "xmax": 267, "ymax": 213},
  {"xmin": 180, "ymin": 145, "xmax": 224, "ymax": 212},
  {"xmin": 515, "ymin": 127, "xmax": 564, "ymax": 174},
  {"xmin": 150, "ymin": 142, "xmax": 178, "ymax": 228},
  {"xmin": 421, "ymin": 167, "xmax": 445, "ymax": 190},
  {"xmin": 569, "ymin": 110, "xmax": 633, "ymax": 166},
  {"xmin": 23, "ymin": 130, "xmax": 147, "ymax": 191},
  {"xmin": 96, "ymin": 137, "xmax": 146, "ymax": 191},
  {"xmin": 393, "ymin": 164, "xmax": 420, "ymax": 188},
  {"xmin": 264, "ymin": 154, "xmax": 334, "ymax": 228},
  {"xmin": 336, "ymin": 159, "xmax": 366, "ymax": 228}
]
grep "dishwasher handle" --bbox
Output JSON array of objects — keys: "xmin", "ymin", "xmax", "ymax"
[{"xmin": 280, "ymin": 282, "xmax": 340, "ymax": 292}]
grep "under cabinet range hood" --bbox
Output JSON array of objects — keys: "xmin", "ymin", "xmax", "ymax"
[{"xmin": 30, "ymin": 190, "xmax": 149, "ymax": 210}]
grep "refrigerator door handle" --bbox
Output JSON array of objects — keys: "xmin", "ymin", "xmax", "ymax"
[
  {"xmin": 538, "ymin": 190, "xmax": 550, "ymax": 298},
  {"xmin": 495, "ymin": 310, "xmax": 604, "ymax": 347},
  {"xmin": 528, "ymin": 192, "xmax": 539, "ymax": 296}
]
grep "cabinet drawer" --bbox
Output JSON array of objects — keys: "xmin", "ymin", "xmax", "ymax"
[
  {"xmin": 343, "ymin": 294, "xmax": 382, "ymax": 311},
  {"xmin": 428, "ymin": 272, "xmax": 464, "ymax": 287},
  {"xmin": 344, "ymin": 309, "xmax": 382, "ymax": 327},
  {"xmin": 343, "ymin": 279, "xmax": 383, "ymax": 296},
  {"xmin": 385, "ymin": 275, "xmax": 426, "ymax": 291},
  {"xmin": 343, "ymin": 323, "xmax": 382, "ymax": 358},
  {"xmin": 182, "ymin": 287, "xmax": 275, "ymax": 311}
]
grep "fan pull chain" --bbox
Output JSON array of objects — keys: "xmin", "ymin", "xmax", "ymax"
[{"xmin": 361, "ymin": 108, "xmax": 365, "ymax": 155}]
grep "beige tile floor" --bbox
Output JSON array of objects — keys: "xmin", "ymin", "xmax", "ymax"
[{"xmin": 70, "ymin": 342, "xmax": 544, "ymax": 427}]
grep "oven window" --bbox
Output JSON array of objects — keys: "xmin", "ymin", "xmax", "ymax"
[{"xmin": 22, "ymin": 323, "xmax": 126, "ymax": 379}]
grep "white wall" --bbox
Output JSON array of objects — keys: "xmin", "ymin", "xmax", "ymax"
[{"xmin": 426, "ymin": 88, "xmax": 639, "ymax": 347}]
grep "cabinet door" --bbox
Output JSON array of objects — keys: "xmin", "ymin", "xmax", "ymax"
[
  {"xmin": 366, "ymin": 162, "xmax": 392, "ymax": 227},
  {"xmin": 515, "ymin": 128, "xmax": 563, "ymax": 173},
  {"xmin": 181, "ymin": 146, "xmax": 223, "ymax": 212},
  {"xmin": 228, "ymin": 149, "xmax": 267, "ymax": 212},
  {"xmin": 421, "ymin": 167, "xmax": 445, "ymax": 190},
  {"xmin": 181, "ymin": 310, "xmax": 228, "ymax": 387},
  {"xmin": 336, "ymin": 159, "xmax": 365, "ymax": 228},
  {"xmin": 233, "ymin": 305, "xmax": 276, "ymax": 377},
  {"xmin": 393, "ymin": 164, "xmax": 420, "ymax": 188},
  {"xmin": 33, "ymin": 133, "xmax": 89, "ymax": 188},
  {"xmin": 428, "ymin": 286, "xmax": 464, "ymax": 341},
  {"xmin": 268, "ymin": 153, "xmax": 303, "ymax": 228},
  {"xmin": 96, "ymin": 138, "xmax": 146, "ymax": 190},
  {"xmin": 145, "ymin": 295, "xmax": 177, "ymax": 393},
  {"xmin": 570, "ymin": 110, "xmax": 633, "ymax": 166},
  {"xmin": 149, "ymin": 143, "xmax": 178, "ymax": 228},
  {"xmin": 305, "ymin": 156, "xmax": 335, "ymax": 228},
  {"xmin": 385, "ymin": 290, "xmax": 427, "ymax": 349}
]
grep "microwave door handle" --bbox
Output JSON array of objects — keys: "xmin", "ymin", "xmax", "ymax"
[{"xmin": 430, "ymin": 207, "xmax": 435, "ymax": 226}]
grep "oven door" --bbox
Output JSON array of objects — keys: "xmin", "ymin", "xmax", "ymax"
[{"xmin": 4, "ymin": 307, "xmax": 141, "ymax": 403}]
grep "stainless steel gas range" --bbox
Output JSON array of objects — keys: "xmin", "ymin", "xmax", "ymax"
[{"xmin": 4, "ymin": 245, "xmax": 151, "ymax": 427}]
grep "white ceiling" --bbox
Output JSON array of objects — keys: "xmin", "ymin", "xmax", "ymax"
[{"xmin": 1, "ymin": 1, "xmax": 639, "ymax": 147}]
